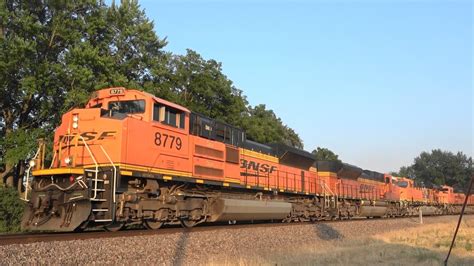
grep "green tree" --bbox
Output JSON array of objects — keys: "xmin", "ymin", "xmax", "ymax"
[
  {"xmin": 396, "ymin": 149, "xmax": 472, "ymax": 191},
  {"xmin": 242, "ymin": 104, "xmax": 303, "ymax": 148},
  {"xmin": 390, "ymin": 166, "xmax": 414, "ymax": 177},
  {"xmin": 0, "ymin": 0, "xmax": 167, "ymax": 186},
  {"xmin": 155, "ymin": 49, "xmax": 303, "ymax": 148},
  {"xmin": 0, "ymin": 0, "xmax": 99, "ymax": 185},
  {"xmin": 0, "ymin": 0, "xmax": 304, "ymax": 189},
  {"xmin": 155, "ymin": 49, "xmax": 247, "ymax": 126},
  {"xmin": 0, "ymin": 187, "xmax": 24, "ymax": 232},
  {"xmin": 312, "ymin": 147, "xmax": 341, "ymax": 162}
]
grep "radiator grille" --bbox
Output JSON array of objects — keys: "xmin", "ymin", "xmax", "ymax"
[
  {"xmin": 195, "ymin": 165, "xmax": 224, "ymax": 177},
  {"xmin": 225, "ymin": 146, "xmax": 239, "ymax": 164},
  {"xmin": 195, "ymin": 145, "xmax": 223, "ymax": 159}
]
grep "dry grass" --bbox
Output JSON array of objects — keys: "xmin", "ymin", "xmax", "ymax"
[
  {"xmin": 207, "ymin": 218, "xmax": 474, "ymax": 266},
  {"xmin": 375, "ymin": 218, "xmax": 474, "ymax": 258}
]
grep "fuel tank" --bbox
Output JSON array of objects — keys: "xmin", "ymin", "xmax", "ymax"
[
  {"xmin": 357, "ymin": 206, "xmax": 387, "ymax": 217},
  {"xmin": 357, "ymin": 201, "xmax": 388, "ymax": 217},
  {"xmin": 419, "ymin": 206, "xmax": 438, "ymax": 216},
  {"xmin": 208, "ymin": 198, "xmax": 292, "ymax": 222}
]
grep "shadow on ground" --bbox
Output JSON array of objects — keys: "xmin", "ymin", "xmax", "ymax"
[{"xmin": 313, "ymin": 223, "xmax": 343, "ymax": 240}]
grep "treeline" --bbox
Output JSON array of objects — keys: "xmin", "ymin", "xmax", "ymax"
[
  {"xmin": 0, "ymin": 0, "xmax": 302, "ymax": 185},
  {"xmin": 313, "ymin": 147, "xmax": 472, "ymax": 192},
  {"xmin": 392, "ymin": 149, "xmax": 472, "ymax": 192}
]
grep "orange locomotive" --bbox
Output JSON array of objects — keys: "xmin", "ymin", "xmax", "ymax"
[{"xmin": 22, "ymin": 88, "xmax": 473, "ymax": 231}]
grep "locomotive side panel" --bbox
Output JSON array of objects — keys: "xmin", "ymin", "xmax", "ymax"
[
  {"xmin": 239, "ymin": 149, "xmax": 279, "ymax": 189},
  {"xmin": 191, "ymin": 135, "xmax": 227, "ymax": 181},
  {"xmin": 124, "ymin": 118, "xmax": 192, "ymax": 176}
]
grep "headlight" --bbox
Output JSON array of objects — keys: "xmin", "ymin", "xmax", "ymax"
[
  {"xmin": 72, "ymin": 122, "xmax": 78, "ymax": 129},
  {"xmin": 28, "ymin": 160, "xmax": 36, "ymax": 167},
  {"xmin": 72, "ymin": 115, "xmax": 79, "ymax": 122},
  {"xmin": 64, "ymin": 157, "xmax": 72, "ymax": 165}
]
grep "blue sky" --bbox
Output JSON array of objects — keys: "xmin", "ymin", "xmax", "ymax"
[{"xmin": 135, "ymin": 0, "xmax": 472, "ymax": 172}]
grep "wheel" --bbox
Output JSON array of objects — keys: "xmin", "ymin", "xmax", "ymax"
[
  {"xmin": 104, "ymin": 222, "xmax": 124, "ymax": 232},
  {"xmin": 74, "ymin": 220, "xmax": 90, "ymax": 232},
  {"xmin": 144, "ymin": 219, "xmax": 163, "ymax": 230},
  {"xmin": 180, "ymin": 219, "xmax": 198, "ymax": 228}
]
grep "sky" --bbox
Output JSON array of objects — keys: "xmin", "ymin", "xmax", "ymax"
[{"xmin": 133, "ymin": 0, "xmax": 472, "ymax": 172}]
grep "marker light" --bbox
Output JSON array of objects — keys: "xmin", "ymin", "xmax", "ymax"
[
  {"xmin": 28, "ymin": 160, "xmax": 36, "ymax": 167},
  {"xmin": 64, "ymin": 157, "xmax": 72, "ymax": 165}
]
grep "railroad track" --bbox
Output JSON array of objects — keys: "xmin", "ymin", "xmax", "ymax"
[
  {"xmin": 1, "ymin": 221, "xmax": 286, "ymax": 246},
  {"xmin": 0, "ymin": 215, "xmax": 461, "ymax": 246}
]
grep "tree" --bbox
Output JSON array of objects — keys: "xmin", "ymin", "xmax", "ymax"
[
  {"xmin": 312, "ymin": 147, "xmax": 341, "ymax": 162},
  {"xmin": 395, "ymin": 149, "xmax": 472, "ymax": 191},
  {"xmin": 154, "ymin": 49, "xmax": 248, "ymax": 126},
  {"xmin": 0, "ymin": 187, "xmax": 23, "ymax": 232},
  {"xmin": 156, "ymin": 50, "xmax": 303, "ymax": 148},
  {"xmin": 242, "ymin": 104, "xmax": 303, "ymax": 148},
  {"xmin": 0, "ymin": 0, "xmax": 167, "ymax": 186},
  {"xmin": 390, "ymin": 166, "xmax": 413, "ymax": 177},
  {"xmin": 0, "ymin": 0, "xmax": 304, "ymax": 188}
]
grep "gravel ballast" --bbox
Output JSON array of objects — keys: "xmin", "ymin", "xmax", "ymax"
[{"xmin": 0, "ymin": 216, "xmax": 470, "ymax": 265}]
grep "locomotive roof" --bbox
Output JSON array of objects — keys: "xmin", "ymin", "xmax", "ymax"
[{"xmin": 91, "ymin": 87, "xmax": 190, "ymax": 113}]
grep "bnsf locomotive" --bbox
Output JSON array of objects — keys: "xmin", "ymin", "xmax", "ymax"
[{"xmin": 22, "ymin": 88, "xmax": 474, "ymax": 231}]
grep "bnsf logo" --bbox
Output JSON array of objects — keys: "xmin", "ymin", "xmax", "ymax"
[
  {"xmin": 240, "ymin": 159, "xmax": 277, "ymax": 174},
  {"xmin": 59, "ymin": 131, "xmax": 117, "ymax": 144}
]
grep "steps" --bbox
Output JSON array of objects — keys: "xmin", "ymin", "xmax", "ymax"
[{"xmin": 85, "ymin": 168, "xmax": 115, "ymax": 222}]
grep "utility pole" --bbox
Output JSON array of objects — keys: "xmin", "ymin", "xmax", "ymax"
[{"xmin": 444, "ymin": 175, "xmax": 473, "ymax": 266}]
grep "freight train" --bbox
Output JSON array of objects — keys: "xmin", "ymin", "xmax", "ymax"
[{"xmin": 21, "ymin": 87, "xmax": 474, "ymax": 231}]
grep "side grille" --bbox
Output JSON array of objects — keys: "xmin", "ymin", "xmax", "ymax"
[
  {"xmin": 195, "ymin": 145, "xmax": 224, "ymax": 159},
  {"xmin": 225, "ymin": 146, "xmax": 239, "ymax": 164},
  {"xmin": 195, "ymin": 165, "xmax": 224, "ymax": 177}
]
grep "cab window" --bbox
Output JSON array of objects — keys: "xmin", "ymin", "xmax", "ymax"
[
  {"xmin": 108, "ymin": 100, "xmax": 145, "ymax": 114},
  {"xmin": 397, "ymin": 181, "xmax": 408, "ymax": 188},
  {"xmin": 154, "ymin": 103, "xmax": 185, "ymax": 129}
]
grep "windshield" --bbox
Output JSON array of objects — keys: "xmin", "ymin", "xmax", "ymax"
[
  {"xmin": 397, "ymin": 181, "xmax": 408, "ymax": 188},
  {"xmin": 108, "ymin": 100, "xmax": 145, "ymax": 114}
]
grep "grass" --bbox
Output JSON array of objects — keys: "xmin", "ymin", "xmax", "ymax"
[
  {"xmin": 207, "ymin": 218, "xmax": 474, "ymax": 266},
  {"xmin": 375, "ymin": 219, "xmax": 474, "ymax": 256}
]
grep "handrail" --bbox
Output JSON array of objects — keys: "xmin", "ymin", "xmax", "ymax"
[
  {"xmin": 322, "ymin": 181, "xmax": 337, "ymax": 197},
  {"xmin": 49, "ymin": 151, "xmax": 56, "ymax": 169},
  {"xmin": 100, "ymin": 145, "xmax": 117, "ymax": 203},
  {"xmin": 23, "ymin": 147, "xmax": 41, "ymax": 201},
  {"xmin": 78, "ymin": 135, "xmax": 99, "ymax": 199}
]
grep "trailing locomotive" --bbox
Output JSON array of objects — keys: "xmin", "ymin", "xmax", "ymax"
[{"xmin": 21, "ymin": 87, "xmax": 474, "ymax": 231}]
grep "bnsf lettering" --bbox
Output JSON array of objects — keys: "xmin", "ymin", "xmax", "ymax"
[
  {"xmin": 98, "ymin": 131, "xmax": 116, "ymax": 140},
  {"xmin": 80, "ymin": 132, "xmax": 97, "ymax": 142},
  {"xmin": 59, "ymin": 131, "xmax": 117, "ymax": 144},
  {"xmin": 240, "ymin": 159, "xmax": 277, "ymax": 174}
]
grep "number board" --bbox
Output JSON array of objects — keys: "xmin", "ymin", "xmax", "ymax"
[{"xmin": 109, "ymin": 88, "xmax": 125, "ymax": 95}]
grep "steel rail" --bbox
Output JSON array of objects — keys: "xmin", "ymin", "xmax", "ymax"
[{"xmin": 1, "ymin": 215, "xmax": 469, "ymax": 246}]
